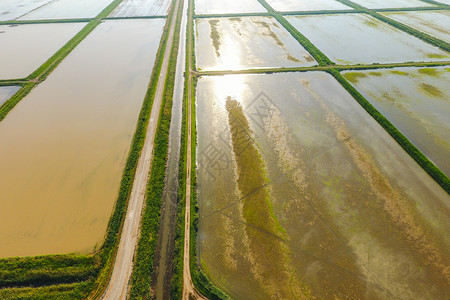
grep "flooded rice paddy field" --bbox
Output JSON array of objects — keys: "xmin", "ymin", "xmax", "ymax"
[
  {"xmin": 0, "ymin": 23, "xmax": 85, "ymax": 80},
  {"xmin": 196, "ymin": 72, "xmax": 450, "ymax": 299},
  {"xmin": 0, "ymin": 19, "xmax": 165, "ymax": 258},
  {"xmin": 195, "ymin": 17, "xmax": 316, "ymax": 71},
  {"xmin": 0, "ymin": 0, "xmax": 53, "ymax": 21},
  {"xmin": 265, "ymin": 0, "xmax": 352, "ymax": 12},
  {"xmin": 381, "ymin": 10, "xmax": 450, "ymax": 43},
  {"xmin": 194, "ymin": 0, "xmax": 266, "ymax": 15},
  {"xmin": 110, "ymin": 0, "xmax": 171, "ymax": 17},
  {"xmin": 343, "ymin": 67, "xmax": 450, "ymax": 177},
  {"xmin": 349, "ymin": 0, "xmax": 432, "ymax": 9},
  {"xmin": 19, "ymin": 0, "xmax": 114, "ymax": 20},
  {"xmin": 0, "ymin": 86, "xmax": 20, "ymax": 107},
  {"xmin": 286, "ymin": 13, "xmax": 449, "ymax": 65}
]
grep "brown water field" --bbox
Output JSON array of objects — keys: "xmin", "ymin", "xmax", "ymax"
[
  {"xmin": 0, "ymin": 19, "xmax": 164, "ymax": 258},
  {"xmin": 196, "ymin": 72, "xmax": 450, "ymax": 299},
  {"xmin": 0, "ymin": 23, "xmax": 85, "ymax": 80}
]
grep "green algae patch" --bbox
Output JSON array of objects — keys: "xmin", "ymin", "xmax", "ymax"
[
  {"xmin": 390, "ymin": 70, "xmax": 409, "ymax": 76},
  {"xmin": 418, "ymin": 68, "xmax": 441, "ymax": 77},
  {"xmin": 225, "ymin": 98, "xmax": 301, "ymax": 299},
  {"xmin": 420, "ymin": 83, "xmax": 444, "ymax": 97},
  {"xmin": 343, "ymin": 72, "xmax": 367, "ymax": 83},
  {"xmin": 369, "ymin": 71, "xmax": 382, "ymax": 76},
  {"xmin": 208, "ymin": 19, "xmax": 221, "ymax": 57}
]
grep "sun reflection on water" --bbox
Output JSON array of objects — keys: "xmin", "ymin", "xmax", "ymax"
[{"xmin": 213, "ymin": 75, "xmax": 247, "ymax": 107}]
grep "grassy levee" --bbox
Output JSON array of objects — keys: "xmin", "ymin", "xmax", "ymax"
[
  {"xmin": 169, "ymin": 68, "xmax": 188, "ymax": 300},
  {"xmin": 88, "ymin": 8, "xmax": 175, "ymax": 300},
  {"xmin": 335, "ymin": 0, "xmax": 450, "ymax": 52},
  {"xmin": 420, "ymin": 0, "xmax": 450, "ymax": 7},
  {"xmin": 256, "ymin": 0, "xmax": 334, "ymax": 66},
  {"xmin": 0, "ymin": 19, "xmax": 92, "ymax": 26},
  {"xmin": 327, "ymin": 69, "xmax": 450, "ymax": 194},
  {"xmin": 0, "ymin": 0, "xmax": 123, "ymax": 123},
  {"xmin": 374, "ymin": 6, "xmax": 450, "ymax": 12},
  {"xmin": 126, "ymin": 0, "xmax": 182, "ymax": 298}
]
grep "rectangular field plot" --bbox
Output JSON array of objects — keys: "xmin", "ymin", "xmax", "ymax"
[
  {"xmin": 350, "ymin": 0, "xmax": 432, "ymax": 9},
  {"xmin": 110, "ymin": 0, "xmax": 170, "ymax": 17},
  {"xmin": 382, "ymin": 10, "xmax": 450, "ymax": 43},
  {"xmin": 195, "ymin": 0, "xmax": 266, "ymax": 15},
  {"xmin": 0, "ymin": 86, "xmax": 20, "ymax": 106},
  {"xmin": 0, "ymin": 0, "xmax": 53, "ymax": 21},
  {"xmin": 0, "ymin": 19, "xmax": 165, "ymax": 258},
  {"xmin": 344, "ymin": 67, "xmax": 450, "ymax": 176},
  {"xmin": 0, "ymin": 23, "xmax": 85, "ymax": 80},
  {"xmin": 19, "ymin": 0, "xmax": 114, "ymax": 20},
  {"xmin": 196, "ymin": 72, "xmax": 449, "ymax": 300},
  {"xmin": 286, "ymin": 14, "xmax": 449, "ymax": 65},
  {"xmin": 195, "ymin": 17, "xmax": 316, "ymax": 71},
  {"xmin": 266, "ymin": 0, "xmax": 351, "ymax": 12}
]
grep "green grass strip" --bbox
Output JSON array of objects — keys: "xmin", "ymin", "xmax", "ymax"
[
  {"xmin": 327, "ymin": 69, "xmax": 449, "ymax": 194},
  {"xmin": 127, "ymin": 1, "xmax": 182, "ymax": 298},
  {"xmin": 256, "ymin": 0, "xmax": 334, "ymax": 66},
  {"xmin": 0, "ymin": 281, "xmax": 93, "ymax": 300},
  {"xmin": 0, "ymin": 255, "xmax": 98, "ymax": 289}
]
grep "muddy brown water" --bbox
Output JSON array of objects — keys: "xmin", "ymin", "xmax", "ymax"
[
  {"xmin": 196, "ymin": 72, "xmax": 450, "ymax": 299},
  {"xmin": 0, "ymin": 23, "xmax": 85, "ymax": 80},
  {"xmin": 0, "ymin": 19, "xmax": 165, "ymax": 258}
]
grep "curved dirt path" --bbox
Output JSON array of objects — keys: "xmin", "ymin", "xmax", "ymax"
[{"xmin": 101, "ymin": 0, "xmax": 181, "ymax": 298}]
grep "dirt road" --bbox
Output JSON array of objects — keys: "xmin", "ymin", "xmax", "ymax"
[
  {"xmin": 101, "ymin": 0, "xmax": 181, "ymax": 298},
  {"xmin": 181, "ymin": 0, "xmax": 208, "ymax": 299}
]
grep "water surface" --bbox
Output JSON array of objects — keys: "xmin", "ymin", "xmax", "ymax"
[
  {"xmin": 110, "ymin": 0, "xmax": 170, "ymax": 17},
  {"xmin": 195, "ymin": 16, "xmax": 316, "ymax": 71},
  {"xmin": 0, "ymin": 86, "xmax": 20, "ymax": 106},
  {"xmin": 195, "ymin": 0, "xmax": 266, "ymax": 15},
  {"xmin": 350, "ymin": 0, "xmax": 431, "ymax": 9},
  {"xmin": 287, "ymin": 14, "xmax": 450, "ymax": 65},
  {"xmin": 19, "ymin": 0, "xmax": 114, "ymax": 20},
  {"xmin": 382, "ymin": 10, "xmax": 450, "ymax": 43},
  {"xmin": 266, "ymin": 0, "xmax": 351, "ymax": 11},
  {"xmin": 0, "ymin": 0, "xmax": 53, "ymax": 21},
  {"xmin": 344, "ymin": 67, "xmax": 450, "ymax": 176},
  {"xmin": 196, "ymin": 72, "xmax": 449, "ymax": 299},
  {"xmin": 0, "ymin": 23, "xmax": 85, "ymax": 80},
  {"xmin": 0, "ymin": 19, "xmax": 165, "ymax": 258}
]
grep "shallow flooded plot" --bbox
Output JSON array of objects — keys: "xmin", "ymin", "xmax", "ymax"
[
  {"xmin": 287, "ymin": 14, "xmax": 449, "ymax": 65},
  {"xmin": 195, "ymin": 17, "xmax": 316, "ymax": 71},
  {"xmin": 0, "ymin": 19, "xmax": 165, "ymax": 258},
  {"xmin": 344, "ymin": 67, "xmax": 450, "ymax": 176},
  {"xmin": 382, "ymin": 10, "xmax": 450, "ymax": 43},
  {"xmin": 0, "ymin": 86, "xmax": 20, "ymax": 106},
  {"xmin": 0, "ymin": 0, "xmax": 53, "ymax": 21},
  {"xmin": 196, "ymin": 72, "xmax": 449, "ymax": 299},
  {"xmin": 110, "ymin": 0, "xmax": 170, "ymax": 17},
  {"xmin": 266, "ymin": 0, "xmax": 351, "ymax": 12},
  {"xmin": 350, "ymin": 0, "xmax": 431, "ymax": 9},
  {"xmin": 19, "ymin": 0, "xmax": 114, "ymax": 20},
  {"xmin": 195, "ymin": 0, "xmax": 266, "ymax": 15},
  {"xmin": 0, "ymin": 23, "xmax": 85, "ymax": 80}
]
